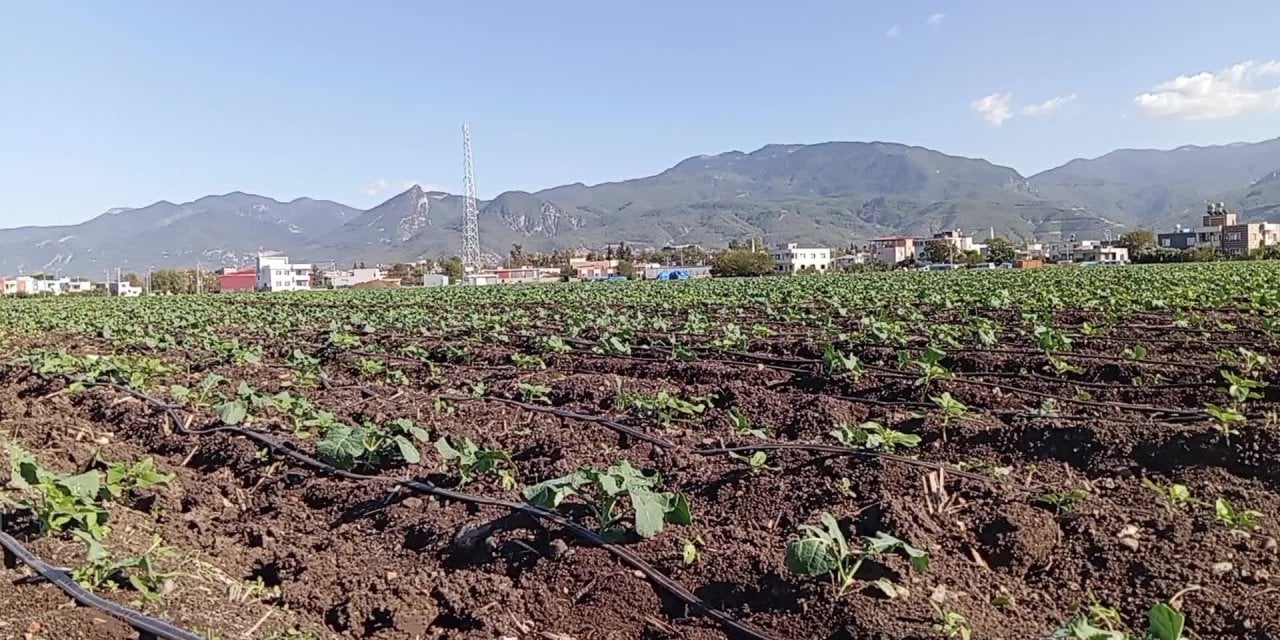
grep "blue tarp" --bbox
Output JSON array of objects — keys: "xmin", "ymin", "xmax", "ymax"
[{"xmin": 657, "ymin": 269, "xmax": 690, "ymax": 280}]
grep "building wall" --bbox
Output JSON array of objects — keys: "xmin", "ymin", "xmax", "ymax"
[
  {"xmin": 771, "ymin": 244, "xmax": 832, "ymax": 273},
  {"xmin": 256, "ymin": 255, "xmax": 312, "ymax": 291},
  {"xmin": 219, "ymin": 272, "xmax": 256, "ymax": 292},
  {"xmin": 1158, "ymin": 232, "xmax": 1196, "ymax": 250},
  {"xmin": 874, "ymin": 239, "xmax": 914, "ymax": 265}
]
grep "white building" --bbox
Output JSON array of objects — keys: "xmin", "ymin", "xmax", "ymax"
[
  {"xmin": 915, "ymin": 230, "xmax": 984, "ymax": 263},
  {"xmin": 256, "ymin": 255, "xmax": 312, "ymax": 292},
  {"xmin": 323, "ymin": 267, "xmax": 383, "ymax": 288},
  {"xmin": 108, "ymin": 281, "xmax": 142, "ymax": 297},
  {"xmin": 463, "ymin": 273, "xmax": 497, "ymax": 286},
  {"xmin": 422, "ymin": 273, "xmax": 450, "ymax": 287},
  {"xmin": 770, "ymin": 243, "xmax": 832, "ymax": 274},
  {"xmin": 873, "ymin": 237, "xmax": 916, "ymax": 265}
]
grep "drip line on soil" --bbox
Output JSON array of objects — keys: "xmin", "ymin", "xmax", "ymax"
[
  {"xmin": 49, "ymin": 375, "xmax": 786, "ymax": 640},
  {"xmin": 0, "ymin": 521, "xmax": 205, "ymax": 640}
]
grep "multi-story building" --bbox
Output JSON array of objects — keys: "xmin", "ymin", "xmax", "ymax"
[
  {"xmin": 323, "ymin": 267, "xmax": 384, "ymax": 288},
  {"xmin": 568, "ymin": 258, "xmax": 618, "ymax": 279},
  {"xmin": 256, "ymin": 254, "xmax": 312, "ymax": 292},
  {"xmin": 915, "ymin": 230, "xmax": 983, "ymax": 263},
  {"xmin": 1221, "ymin": 222, "xmax": 1280, "ymax": 256},
  {"xmin": 1075, "ymin": 246, "xmax": 1130, "ymax": 264},
  {"xmin": 1195, "ymin": 203, "xmax": 1238, "ymax": 249},
  {"xmin": 0, "ymin": 276, "xmax": 35, "ymax": 295},
  {"xmin": 770, "ymin": 243, "xmax": 832, "ymax": 273},
  {"xmin": 873, "ymin": 237, "xmax": 916, "ymax": 265}
]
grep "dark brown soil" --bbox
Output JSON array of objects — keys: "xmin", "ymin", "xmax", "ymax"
[{"xmin": 3, "ymin": 306, "xmax": 1280, "ymax": 640}]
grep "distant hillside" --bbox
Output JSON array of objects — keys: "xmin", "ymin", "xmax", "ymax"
[
  {"xmin": 0, "ymin": 193, "xmax": 359, "ymax": 274},
  {"xmin": 8, "ymin": 137, "xmax": 1280, "ymax": 275},
  {"xmin": 1029, "ymin": 137, "xmax": 1280, "ymax": 226}
]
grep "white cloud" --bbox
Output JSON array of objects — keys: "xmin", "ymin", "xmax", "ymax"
[
  {"xmin": 927, "ymin": 13, "xmax": 946, "ymax": 27},
  {"xmin": 1022, "ymin": 93, "xmax": 1077, "ymax": 116},
  {"xmin": 362, "ymin": 178, "xmax": 391, "ymax": 196},
  {"xmin": 1135, "ymin": 60, "xmax": 1280, "ymax": 120},
  {"xmin": 971, "ymin": 93, "xmax": 1013, "ymax": 126},
  {"xmin": 885, "ymin": 25, "xmax": 900, "ymax": 38}
]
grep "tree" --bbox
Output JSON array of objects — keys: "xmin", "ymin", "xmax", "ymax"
[
  {"xmin": 985, "ymin": 237, "xmax": 1016, "ymax": 264},
  {"xmin": 616, "ymin": 260, "xmax": 636, "ymax": 279},
  {"xmin": 509, "ymin": 244, "xmax": 526, "ymax": 267},
  {"xmin": 924, "ymin": 241, "xmax": 959, "ymax": 264},
  {"xmin": 443, "ymin": 257, "xmax": 464, "ymax": 283},
  {"xmin": 712, "ymin": 248, "xmax": 774, "ymax": 277},
  {"xmin": 1118, "ymin": 229, "xmax": 1156, "ymax": 254},
  {"xmin": 962, "ymin": 250, "xmax": 983, "ymax": 266}
]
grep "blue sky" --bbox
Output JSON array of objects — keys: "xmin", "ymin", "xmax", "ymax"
[{"xmin": 4, "ymin": 0, "xmax": 1280, "ymax": 227}]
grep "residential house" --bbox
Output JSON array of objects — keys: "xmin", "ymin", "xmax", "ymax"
[
  {"xmin": 463, "ymin": 273, "xmax": 498, "ymax": 286},
  {"xmin": 1221, "ymin": 222, "xmax": 1280, "ymax": 256},
  {"xmin": 108, "ymin": 281, "xmax": 142, "ymax": 297},
  {"xmin": 494, "ymin": 267, "xmax": 561, "ymax": 284},
  {"xmin": 422, "ymin": 273, "xmax": 450, "ymax": 287},
  {"xmin": 256, "ymin": 254, "xmax": 312, "ymax": 292},
  {"xmin": 1157, "ymin": 226, "xmax": 1197, "ymax": 250},
  {"xmin": 0, "ymin": 276, "xmax": 34, "ymax": 295},
  {"xmin": 217, "ymin": 267, "xmax": 257, "ymax": 293},
  {"xmin": 873, "ymin": 237, "xmax": 916, "ymax": 265},
  {"xmin": 568, "ymin": 258, "xmax": 618, "ymax": 279},
  {"xmin": 1195, "ymin": 203, "xmax": 1238, "ymax": 249},
  {"xmin": 916, "ymin": 230, "xmax": 983, "ymax": 263},
  {"xmin": 323, "ymin": 267, "xmax": 384, "ymax": 288},
  {"xmin": 770, "ymin": 243, "xmax": 832, "ymax": 273},
  {"xmin": 1076, "ymin": 246, "xmax": 1130, "ymax": 264}
]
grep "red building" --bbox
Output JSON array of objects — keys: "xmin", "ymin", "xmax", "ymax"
[{"xmin": 217, "ymin": 267, "xmax": 257, "ymax": 293}]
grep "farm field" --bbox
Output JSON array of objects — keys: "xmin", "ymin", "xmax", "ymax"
[{"xmin": 1, "ymin": 263, "xmax": 1279, "ymax": 640}]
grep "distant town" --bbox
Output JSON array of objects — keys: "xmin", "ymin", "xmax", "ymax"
[{"xmin": 0, "ymin": 202, "xmax": 1275, "ymax": 297}]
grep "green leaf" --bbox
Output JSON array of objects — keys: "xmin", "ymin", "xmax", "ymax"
[
  {"xmin": 630, "ymin": 490, "xmax": 669, "ymax": 538},
  {"xmin": 217, "ymin": 400, "xmax": 247, "ymax": 425},
  {"xmin": 666, "ymin": 493, "xmax": 693, "ymax": 525},
  {"xmin": 393, "ymin": 435, "xmax": 421, "ymax": 464},
  {"xmin": 317, "ymin": 425, "xmax": 366, "ymax": 470},
  {"xmin": 407, "ymin": 426, "xmax": 431, "ymax": 442},
  {"xmin": 62, "ymin": 470, "xmax": 102, "ymax": 498},
  {"xmin": 434, "ymin": 437, "xmax": 462, "ymax": 461},
  {"xmin": 785, "ymin": 537, "xmax": 837, "ymax": 576},
  {"xmin": 1147, "ymin": 602, "xmax": 1185, "ymax": 640}
]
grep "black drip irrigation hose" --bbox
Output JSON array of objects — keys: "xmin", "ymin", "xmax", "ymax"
[
  {"xmin": 60, "ymin": 377, "xmax": 787, "ymax": 640},
  {"xmin": 0, "ymin": 522, "xmax": 205, "ymax": 640}
]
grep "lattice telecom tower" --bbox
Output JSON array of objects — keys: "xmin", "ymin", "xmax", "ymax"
[{"xmin": 461, "ymin": 123, "xmax": 482, "ymax": 273}]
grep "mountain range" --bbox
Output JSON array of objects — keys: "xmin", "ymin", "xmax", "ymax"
[{"xmin": 6, "ymin": 137, "xmax": 1280, "ymax": 275}]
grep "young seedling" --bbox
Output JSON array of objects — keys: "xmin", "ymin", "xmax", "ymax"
[
  {"xmin": 931, "ymin": 602, "xmax": 972, "ymax": 640},
  {"xmin": 523, "ymin": 460, "xmax": 691, "ymax": 539},
  {"xmin": 1214, "ymin": 497, "xmax": 1262, "ymax": 531},
  {"xmin": 909, "ymin": 346, "xmax": 952, "ymax": 389},
  {"xmin": 1204, "ymin": 404, "xmax": 1246, "ymax": 442},
  {"xmin": 100, "ymin": 456, "xmax": 173, "ymax": 502},
  {"xmin": 72, "ymin": 534, "xmax": 177, "ymax": 602},
  {"xmin": 1036, "ymin": 488, "xmax": 1088, "ymax": 515},
  {"xmin": 1141, "ymin": 478, "xmax": 1196, "ymax": 513},
  {"xmin": 8, "ymin": 444, "xmax": 109, "ymax": 540},
  {"xmin": 435, "ymin": 436, "xmax": 518, "ymax": 489},
  {"xmin": 1221, "ymin": 370, "xmax": 1267, "ymax": 405},
  {"xmin": 822, "ymin": 344, "xmax": 864, "ymax": 379},
  {"xmin": 1050, "ymin": 601, "xmax": 1185, "ymax": 640},
  {"xmin": 921, "ymin": 392, "xmax": 968, "ymax": 442},
  {"xmin": 727, "ymin": 451, "xmax": 780, "ymax": 475},
  {"xmin": 316, "ymin": 419, "xmax": 430, "ymax": 470},
  {"xmin": 510, "ymin": 352, "xmax": 546, "ymax": 370},
  {"xmin": 726, "ymin": 407, "xmax": 769, "ymax": 439},
  {"xmin": 1121, "ymin": 344, "xmax": 1149, "ymax": 360},
  {"xmin": 517, "ymin": 382, "xmax": 552, "ymax": 405},
  {"xmin": 680, "ymin": 536, "xmax": 702, "ymax": 565},
  {"xmin": 831, "ymin": 421, "xmax": 921, "ymax": 452},
  {"xmin": 785, "ymin": 512, "xmax": 928, "ymax": 597}
]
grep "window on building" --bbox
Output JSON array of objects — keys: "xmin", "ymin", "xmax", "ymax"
[{"xmin": 1161, "ymin": 239, "xmax": 1170, "ymax": 247}]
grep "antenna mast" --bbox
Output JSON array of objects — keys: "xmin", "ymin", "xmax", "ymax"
[{"xmin": 461, "ymin": 123, "xmax": 482, "ymax": 273}]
